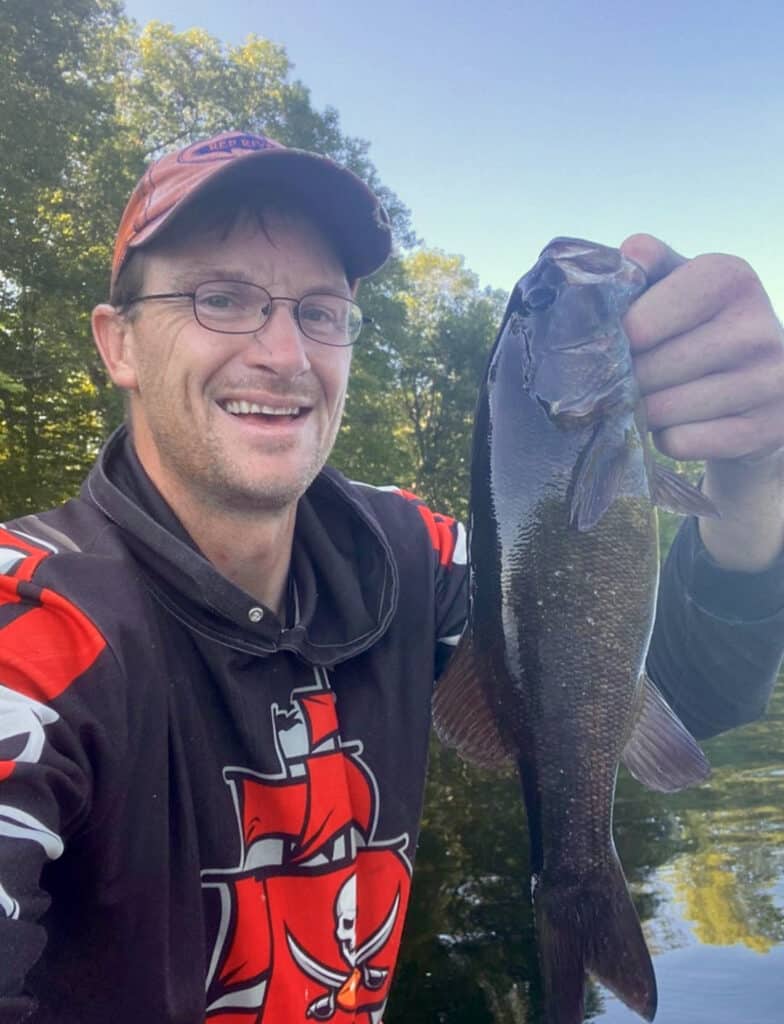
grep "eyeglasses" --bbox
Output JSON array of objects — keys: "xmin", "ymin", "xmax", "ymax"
[{"xmin": 121, "ymin": 280, "xmax": 366, "ymax": 347}]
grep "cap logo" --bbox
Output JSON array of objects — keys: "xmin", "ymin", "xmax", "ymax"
[{"xmin": 178, "ymin": 132, "xmax": 279, "ymax": 165}]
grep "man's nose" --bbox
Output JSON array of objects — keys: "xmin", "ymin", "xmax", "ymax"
[{"xmin": 244, "ymin": 301, "xmax": 311, "ymax": 376}]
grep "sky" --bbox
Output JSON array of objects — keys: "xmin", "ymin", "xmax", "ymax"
[{"xmin": 122, "ymin": 0, "xmax": 783, "ymax": 316}]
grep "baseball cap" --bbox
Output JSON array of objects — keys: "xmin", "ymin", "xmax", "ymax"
[{"xmin": 111, "ymin": 130, "xmax": 393, "ymax": 287}]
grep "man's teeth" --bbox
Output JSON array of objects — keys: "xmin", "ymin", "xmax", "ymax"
[{"xmin": 223, "ymin": 400, "xmax": 301, "ymax": 416}]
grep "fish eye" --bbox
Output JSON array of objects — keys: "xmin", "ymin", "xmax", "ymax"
[{"xmin": 524, "ymin": 286, "xmax": 557, "ymax": 311}]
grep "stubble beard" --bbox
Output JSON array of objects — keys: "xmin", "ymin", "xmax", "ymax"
[{"xmin": 140, "ymin": 398, "xmax": 344, "ymax": 517}]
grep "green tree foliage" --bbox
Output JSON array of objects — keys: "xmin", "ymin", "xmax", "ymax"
[
  {"xmin": 0, "ymin": 0, "xmax": 122, "ymax": 275},
  {"xmin": 0, "ymin": 0, "xmax": 124, "ymax": 516},
  {"xmin": 330, "ymin": 258, "xmax": 417, "ymax": 490},
  {"xmin": 331, "ymin": 250, "xmax": 506, "ymax": 518},
  {"xmin": 395, "ymin": 251, "xmax": 505, "ymax": 516}
]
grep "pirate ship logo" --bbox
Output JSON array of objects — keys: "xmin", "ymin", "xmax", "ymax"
[{"xmin": 202, "ymin": 673, "xmax": 411, "ymax": 1022}]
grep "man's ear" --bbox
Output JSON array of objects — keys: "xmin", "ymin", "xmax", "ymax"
[{"xmin": 91, "ymin": 304, "xmax": 139, "ymax": 390}]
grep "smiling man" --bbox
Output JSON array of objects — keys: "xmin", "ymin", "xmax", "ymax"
[
  {"xmin": 1, "ymin": 130, "xmax": 783, "ymax": 1023},
  {"xmin": 96, "ymin": 188, "xmax": 361, "ymax": 612}
]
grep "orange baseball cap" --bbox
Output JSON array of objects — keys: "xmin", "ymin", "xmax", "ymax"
[{"xmin": 111, "ymin": 130, "xmax": 392, "ymax": 287}]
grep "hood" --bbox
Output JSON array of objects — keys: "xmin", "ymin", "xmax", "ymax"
[{"xmin": 83, "ymin": 427, "xmax": 399, "ymax": 665}]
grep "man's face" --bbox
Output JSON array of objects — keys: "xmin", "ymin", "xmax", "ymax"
[{"xmin": 117, "ymin": 210, "xmax": 353, "ymax": 514}]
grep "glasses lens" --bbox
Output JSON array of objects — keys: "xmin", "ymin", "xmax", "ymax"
[
  {"xmin": 194, "ymin": 281, "xmax": 269, "ymax": 333},
  {"xmin": 298, "ymin": 294, "xmax": 363, "ymax": 346}
]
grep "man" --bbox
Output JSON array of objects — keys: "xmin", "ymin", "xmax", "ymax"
[{"xmin": 0, "ymin": 130, "xmax": 782, "ymax": 1023}]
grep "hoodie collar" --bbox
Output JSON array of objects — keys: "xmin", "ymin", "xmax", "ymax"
[{"xmin": 83, "ymin": 426, "xmax": 398, "ymax": 665}]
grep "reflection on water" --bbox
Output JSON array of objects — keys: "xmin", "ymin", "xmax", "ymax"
[{"xmin": 386, "ymin": 680, "xmax": 784, "ymax": 1023}]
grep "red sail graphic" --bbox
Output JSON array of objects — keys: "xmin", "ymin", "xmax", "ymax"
[{"xmin": 203, "ymin": 678, "xmax": 412, "ymax": 1023}]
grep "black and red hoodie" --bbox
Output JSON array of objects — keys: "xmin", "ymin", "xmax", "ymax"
[{"xmin": 0, "ymin": 426, "xmax": 782, "ymax": 1023}]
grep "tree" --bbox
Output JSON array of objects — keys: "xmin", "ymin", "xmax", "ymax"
[
  {"xmin": 0, "ymin": 0, "xmax": 123, "ymax": 277},
  {"xmin": 114, "ymin": 20, "xmax": 413, "ymax": 246},
  {"xmin": 330, "ymin": 251, "xmax": 506, "ymax": 516},
  {"xmin": 395, "ymin": 250, "xmax": 505, "ymax": 516},
  {"xmin": 0, "ymin": 0, "xmax": 126, "ymax": 516}
]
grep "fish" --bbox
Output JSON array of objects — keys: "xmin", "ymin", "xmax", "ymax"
[{"xmin": 432, "ymin": 238, "xmax": 715, "ymax": 1024}]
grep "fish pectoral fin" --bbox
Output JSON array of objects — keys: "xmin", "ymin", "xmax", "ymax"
[
  {"xmin": 570, "ymin": 420, "xmax": 635, "ymax": 531},
  {"xmin": 651, "ymin": 462, "xmax": 720, "ymax": 518},
  {"xmin": 622, "ymin": 673, "xmax": 711, "ymax": 793},
  {"xmin": 432, "ymin": 633, "xmax": 514, "ymax": 770}
]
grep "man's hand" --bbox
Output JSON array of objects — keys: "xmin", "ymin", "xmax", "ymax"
[{"xmin": 620, "ymin": 233, "xmax": 784, "ymax": 572}]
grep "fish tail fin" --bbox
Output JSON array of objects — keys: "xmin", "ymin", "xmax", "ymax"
[{"xmin": 535, "ymin": 857, "xmax": 657, "ymax": 1024}]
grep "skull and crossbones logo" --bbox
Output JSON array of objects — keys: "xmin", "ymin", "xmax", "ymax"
[{"xmin": 286, "ymin": 874, "xmax": 399, "ymax": 1020}]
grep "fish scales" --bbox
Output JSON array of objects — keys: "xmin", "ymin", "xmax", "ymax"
[
  {"xmin": 434, "ymin": 237, "xmax": 712, "ymax": 1024},
  {"xmin": 480, "ymin": 324, "xmax": 657, "ymax": 877}
]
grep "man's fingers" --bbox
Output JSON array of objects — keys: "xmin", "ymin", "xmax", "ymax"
[
  {"xmin": 644, "ymin": 359, "xmax": 784, "ymax": 432},
  {"xmin": 623, "ymin": 251, "xmax": 764, "ymax": 354},
  {"xmin": 632, "ymin": 303, "xmax": 780, "ymax": 394},
  {"xmin": 653, "ymin": 399, "xmax": 784, "ymax": 462}
]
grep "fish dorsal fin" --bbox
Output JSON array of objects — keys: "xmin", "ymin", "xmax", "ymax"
[
  {"xmin": 651, "ymin": 463, "xmax": 720, "ymax": 518},
  {"xmin": 432, "ymin": 634, "xmax": 514, "ymax": 770},
  {"xmin": 621, "ymin": 673, "xmax": 710, "ymax": 792}
]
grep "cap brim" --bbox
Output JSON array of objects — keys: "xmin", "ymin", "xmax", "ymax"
[{"xmin": 129, "ymin": 148, "xmax": 392, "ymax": 282}]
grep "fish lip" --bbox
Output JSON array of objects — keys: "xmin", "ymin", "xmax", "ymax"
[
  {"xmin": 544, "ymin": 236, "xmax": 616, "ymax": 258},
  {"xmin": 534, "ymin": 237, "xmax": 648, "ymax": 290}
]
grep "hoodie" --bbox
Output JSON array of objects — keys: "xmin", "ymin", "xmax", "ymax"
[{"xmin": 0, "ymin": 427, "xmax": 781, "ymax": 1023}]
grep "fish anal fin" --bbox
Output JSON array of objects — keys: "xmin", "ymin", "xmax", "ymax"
[
  {"xmin": 535, "ymin": 857, "xmax": 657, "ymax": 1024},
  {"xmin": 651, "ymin": 463, "xmax": 719, "ymax": 518},
  {"xmin": 432, "ymin": 634, "xmax": 514, "ymax": 770},
  {"xmin": 622, "ymin": 673, "xmax": 711, "ymax": 793},
  {"xmin": 571, "ymin": 422, "xmax": 634, "ymax": 532}
]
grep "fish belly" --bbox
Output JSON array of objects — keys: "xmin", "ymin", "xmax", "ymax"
[
  {"xmin": 501, "ymin": 490, "xmax": 657, "ymax": 854},
  {"xmin": 487, "ymin": 472, "xmax": 659, "ymax": 1024}
]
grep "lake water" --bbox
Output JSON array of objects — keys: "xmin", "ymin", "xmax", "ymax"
[{"xmin": 387, "ymin": 677, "xmax": 784, "ymax": 1023}]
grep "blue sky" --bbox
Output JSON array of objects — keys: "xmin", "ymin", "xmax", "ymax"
[{"xmin": 123, "ymin": 0, "xmax": 783, "ymax": 316}]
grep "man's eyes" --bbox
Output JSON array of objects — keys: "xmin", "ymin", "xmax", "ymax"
[
  {"xmin": 301, "ymin": 304, "xmax": 336, "ymax": 322},
  {"xmin": 198, "ymin": 289, "xmax": 248, "ymax": 309}
]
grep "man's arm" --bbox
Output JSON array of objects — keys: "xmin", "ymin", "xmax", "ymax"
[
  {"xmin": 622, "ymin": 235, "xmax": 784, "ymax": 736},
  {"xmin": 648, "ymin": 516, "xmax": 784, "ymax": 739},
  {"xmin": 0, "ymin": 549, "xmax": 107, "ymax": 1019},
  {"xmin": 700, "ymin": 455, "xmax": 784, "ymax": 572},
  {"xmin": 0, "ymin": 688, "xmax": 92, "ymax": 1021}
]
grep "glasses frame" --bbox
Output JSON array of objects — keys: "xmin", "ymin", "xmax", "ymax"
[{"xmin": 120, "ymin": 279, "xmax": 368, "ymax": 347}]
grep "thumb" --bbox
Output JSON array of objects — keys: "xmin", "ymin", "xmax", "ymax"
[{"xmin": 620, "ymin": 233, "xmax": 687, "ymax": 286}]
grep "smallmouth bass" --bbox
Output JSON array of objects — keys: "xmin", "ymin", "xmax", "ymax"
[{"xmin": 434, "ymin": 238, "xmax": 715, "ymax": 1024}]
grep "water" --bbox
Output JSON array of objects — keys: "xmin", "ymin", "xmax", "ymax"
[{"xmin": 386, "ymin": 680, "xmax": 784, "ymax": 1023}]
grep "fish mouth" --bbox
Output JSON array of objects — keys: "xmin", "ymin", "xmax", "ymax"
[{"xmin": 539, "ymin": 237, "xmax": 647, "ymax": 289}]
